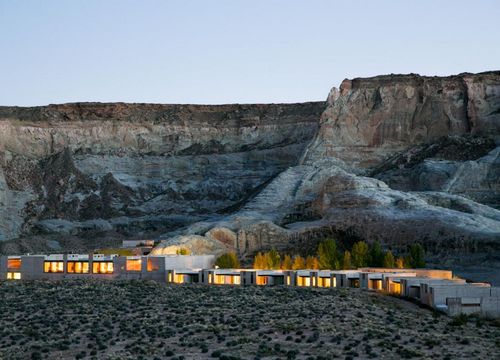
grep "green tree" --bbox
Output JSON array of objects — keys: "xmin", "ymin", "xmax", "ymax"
[
  {"xmin": 292, "ymin": 255, "xmax": 306, "ymax": 270},
  {"xmin": 368, "ymin": 241, "xmax": 384, "ymax": 267},
  {"xmin": 215, "ymin": 252, "xmax": 240, "ymax": 269},
  {"xmin": 383, "ymin": 251, "xmax": 395, "ymax": 268},
  {"xmin": 406, "ymin": 244, "xmax": 426, "ymax": 268},
  {"xmin": 267, "ymin": 248, "xmax": 281, "ymax": 270},
  {"xmin": 351, "ymin": 241, "xmax": 369, "ymax": 268},
  {"xmin": 281, "ymin": 254, "xmax": 293, "ymax": 270},
  {"xmin": 341, "ymin": 250, "xmax": 352, "ymax": 270},
  {"xmin": 317, "ymin": 238, "xmax": 339, "ymax": 270},
  {"xmin": 306, "ymin": 256, "xmax": 319, "ymax": 270}
]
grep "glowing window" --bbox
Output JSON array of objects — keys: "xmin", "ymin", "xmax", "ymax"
[
  {"xmin": 7, "ymin": 258, "xmax": 21, "ymax": 270},
  {"xmin": 318, "ymin": 277, "xmax": 331, "ymax": 287},
  {"xmin": 67, "ymin": 261, "xmax": 89, "ymax": 274},
  {"xmin": 44, "ymin": 261, "xmax": 64, "ymax": 273},
  {"xmin": 126, "ymin": 259, "xmax": 142, "ymax": 272},
  {"xmin": 173, "ymin": 274, "xmax": 185, "ymax": 283},
  {"xmin": 92, "ymin": 262, "xmax": 114, "ymax": 274},
  {"xmin": 256, "ymin": 276, "xmax": 267, "ymax": 285},
  {"xmin": 7, "ymin": 272, "xmax": 21, "ymax": 280},
  {"xmin": 147, "ymin": 259, "xmax": 159, "ymax": 272},
  {"xmin": 297, "ymin": 276, "xmax": 310, "ymax": 287}
]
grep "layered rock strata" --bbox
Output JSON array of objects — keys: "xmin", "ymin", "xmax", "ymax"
[{"xmin": 0, "ymin": 102, "xmax": 324, "ymax": 241}]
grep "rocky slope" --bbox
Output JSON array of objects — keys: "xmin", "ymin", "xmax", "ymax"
[
  {"xmin": 1, "ymin": 71, "xmax": 499, "ymax": 282},
  {"xmin": 0, "ymin": 102, "xmax": 324, "ymax": 244},
  {"xmin": 150, "ymin": 72, "xmax": 500, "ymax": 282}
]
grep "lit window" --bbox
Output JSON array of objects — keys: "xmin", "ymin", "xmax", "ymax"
[
  {"xmin": 256, "ymin": 276, "xmax": 267, "ymax": 285},
  {"xmin": 173, "ymin": 274, "xmax": 185, "ymax": 283},
  {"xmin": 7, "ymin": 272, "xmax": 21, "ymax": 280},
  {"xmin": 319, "ymin": 277, "xmax": 331, "ymax": 287},
  {"xmin": 126, "ymin": 259, "xmax": 142, "ymax": 271},
  {"xmin": 147, "ymin": 259, "xmax": 159, "ymax": 272},
  {"xmin": 44, "ymin": 261, "xmax": 64, "ymax": 273},
  {"xmin": 92, "ymin": 262, "xmax": 114, "ymax": 274},
  {"xmin": 7, "ymin": 258, "xmax": 21, "ymax": 270},
  {"xmin": 297, "ymin": 276, "xmax": 310, "ymax": 287},
  {"xmin": 67, "ymin": 261, "xmax": 90, "ymax": 274}
]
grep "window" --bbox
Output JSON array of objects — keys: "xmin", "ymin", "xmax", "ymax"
[
  {"xmin": 44, "ymin": 261, "xmax": 64, "ymax": 273},
  {"xmin": 256, "ymin": 276, "xmax": 267, "ymax": 285},
  {"xmin": 173, "ymin": 274, "xmax": 185, "ymax": 283},
  {"xmin": 126, "ymin": 259, "xmax": 141, "ymax": 271},
  {"xmin": 7, "ymin": 258, "xmax": 21, "ymax": 270},
  {"xmin": 297, "ymin": 276, "xmax": 310, "ymax": 287},
  {"xmin": 67, "ymin": 261, "xmax": 89, "ymax": 274},
  {"xmin": 7, "ymin": 272, "xmax": 21, "ymax": 280},
  {"xmin": 92, "ymin": 262, "xmax": 113, "ymax": 274},
  {"xmin": 147, "ymin": 258, "xmax": 159, "ymax": 272},
  {"xmin": 318, "ymin": 277, "xmax": 331, "ymax": 287}
]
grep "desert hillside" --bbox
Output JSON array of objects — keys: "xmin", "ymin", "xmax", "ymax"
[{"xmin": 1, "ymin": 72, "xmax": 499, "ymax": 281}]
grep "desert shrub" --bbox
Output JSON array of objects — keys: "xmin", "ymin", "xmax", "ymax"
[
  {"xmin": 176, "ymin": 248, "xmax": 191, "ymax": 255},
  {"xmin": 449, "ymin": 313, "xmax": 469, "ymax": 327}
]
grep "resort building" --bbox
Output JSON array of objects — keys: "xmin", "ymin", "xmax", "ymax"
[
  {"xmin": 0, "ymin": 254, "xmax": 215, "ymax": 281},
  {"xmin": 334, "ymin": 270, "xmax": 360, "ymax": 288},
  {"xmin": 2, "ymin": 254, "xmax": 499, "ymax": 317}
]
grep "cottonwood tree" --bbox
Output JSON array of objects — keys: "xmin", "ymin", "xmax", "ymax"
[
  {"xmin": 342, "ymin": 250, "xmax": 352, "ymax": 270},
  {"xmin": 369, "ymin": 241, "xmax": 384, "ymax": 267},
  {"xmin": 267, "ymin": 248, "xmax": 281, "ymax": 269},
  {"xmin": 383, "ymin": 251, "xmax": 395, "ymax": 268},
  {"xmin": 406, "ymin": 244, "xmax": 426, "ymax": 268},
  {"xmin": 351, "ymin": 241, "xmax": 369, "ymax": 268},
  {"xmin": 215, "ymin": 253, "xmax": 240, "ymax": 269},
  {"xmin": 306, "ymin": 256, "xmax": 320, "ymax": 270},
  {"xmin": 317, "ymin": 238, "xmax": 340, "ymax": 270},
  {"xmin": 281, "ymin": 254, "xmax": 293, "ymax": 270},
  {"xmin": 292, "ymin": 255, "xmax": 306, "ymax": 270}
]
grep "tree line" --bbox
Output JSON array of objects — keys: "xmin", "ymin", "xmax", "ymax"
[{"xmin": 250, "ymin": 239, "xmax": 425, "ymax": 270}]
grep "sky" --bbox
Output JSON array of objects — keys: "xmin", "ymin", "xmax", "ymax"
[{"xmin": 0, "ymin": 0, "xmax": 499, "ymax": 106}]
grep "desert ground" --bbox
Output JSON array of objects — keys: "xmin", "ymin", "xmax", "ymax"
[{"xmin": 0, "ymin": 280, "xmax": 499, "ymax": 360}]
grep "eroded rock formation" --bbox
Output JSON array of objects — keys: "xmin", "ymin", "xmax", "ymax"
[
  {"xmin": 151, "ymin": 72, "xmax": 500, "ymax": 273},
  {"xmin": 0, "ymin": 102, "xmax": 323, "ymax": 243},
  {"xmin": 1, "ymin": 72, "xmax": 500, "ymax": 279}
]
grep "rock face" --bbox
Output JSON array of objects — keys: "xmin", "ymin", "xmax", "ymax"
[
  {"xmin": 303, "ymin": 72, "xmax": 500, "ymax": 169},
  {"xmin": 2, "ymin": 71, "xmax": 500, "ymax": 281},
  {"xmin": 0, "ymin": 102, "xmax": 324, "ymax": 241},
  {"xmin": 151, "ymin": 72, "xmax": 500, "ymax": 280}
]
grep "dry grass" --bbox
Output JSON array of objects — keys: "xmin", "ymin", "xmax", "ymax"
[{"xmin": 0, "ymin": 280, "xmax": 499, "ymax": 359}]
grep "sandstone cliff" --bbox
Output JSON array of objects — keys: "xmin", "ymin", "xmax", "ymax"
[
  {"xmin": 150, "ymin": 72, "xmax": 500, "ymax": 284},
  {"xmin": 0, "ymin": 102, "xmax": 324, "ymax": 243},
  {"xmin": 1, "ymin": 71, "xmax": 500, "ymax": 284}
]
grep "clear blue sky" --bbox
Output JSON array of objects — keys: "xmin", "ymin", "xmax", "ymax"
[{"xmin": 1, "ymin": 0, "xmax": 499, "ymax": 106}]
